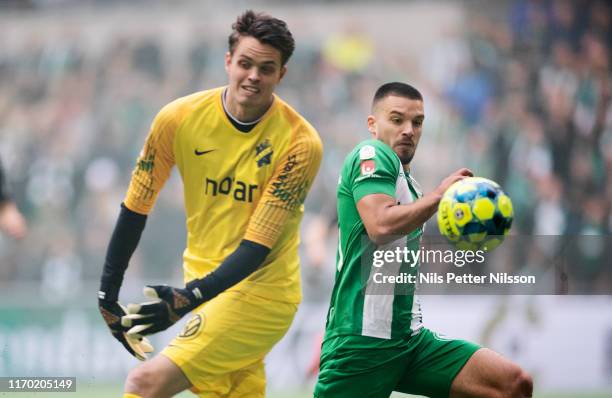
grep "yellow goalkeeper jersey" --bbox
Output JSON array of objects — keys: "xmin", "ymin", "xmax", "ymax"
[{"xmin": 123, "ymin": 87, "xmax": 322, "ymax": 303}]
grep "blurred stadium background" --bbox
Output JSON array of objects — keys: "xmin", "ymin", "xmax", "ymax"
[{"xmin": 0, "ymin": 0, "xmax": 610, "ymax": 397}]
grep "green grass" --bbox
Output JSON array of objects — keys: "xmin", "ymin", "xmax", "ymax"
[{"xmin": 2, "ymin": 385, "xmax": 610, "ymax": 398}]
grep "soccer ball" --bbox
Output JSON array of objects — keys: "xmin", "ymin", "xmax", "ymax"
[{"xmin": 437, "ymin": 177, "xmax": 513, "ymax": 251}]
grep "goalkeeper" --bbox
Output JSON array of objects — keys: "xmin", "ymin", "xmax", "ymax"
[{"xmin": 98, "ymin": 10, "xmax": 322, "ymax": 398}]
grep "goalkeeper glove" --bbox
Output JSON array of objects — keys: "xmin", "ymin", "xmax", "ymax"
[
  {"xmin": 98, "ymin": 295, "xmax": 154, "ymax": 361},
  {"xmin": 122, "ymin": 284, "xmax": 203, "ymax": 337}
]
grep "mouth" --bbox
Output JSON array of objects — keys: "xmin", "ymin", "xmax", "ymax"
[{"xmin": 241, "ymin": 85, "xmax": 260, "ymax": 94}]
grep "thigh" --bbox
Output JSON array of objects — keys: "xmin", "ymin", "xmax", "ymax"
[
  {"xmin": 226, "ymin": 360, "xmax": 266, "ymax": 398},
  {"xmin": 125, "ymin": 354, "xmax": 192, "ymax": 397},
  {"xmin": 395, "ymin": 328, "xmax": 480, "ymax": 398},
  {"xmin": 449, "ymin": 348, "xmax": 522, "ymax": 398},
  {"xmin": 162, "ymin": 291, "xmax": 297, "ymax": 394},
  {"xmin": 314, "ymin": 336, "xmax": 407, "ymax": 398},
  {"xmin": 191, "ymin": 361, "xmax": 266, "ymax": 398}
]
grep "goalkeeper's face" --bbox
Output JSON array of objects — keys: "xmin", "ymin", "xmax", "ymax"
[
  {"xmin": 225, "ymin": 36, "xmax": 286, "ymax": 115},
  {"xmin": 368, "ymin": 95, "xmax": 424, "ymax": 166}
]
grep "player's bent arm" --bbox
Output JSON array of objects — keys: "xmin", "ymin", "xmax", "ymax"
[
  {"xmin": 357, "ymin": 167, "xmax": 473, "ymax": 245},
  {"xmin": 186, "ymin": 239, "xmax": 270, "ymax": 303},
  {"xmin": 357, "ymin": 192, "xmax": 441, "ymax": 245}
]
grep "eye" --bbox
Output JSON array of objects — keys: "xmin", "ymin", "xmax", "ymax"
[
  {"xmin": 260, "ymin": 66, "xmax": 276, "ymax": 75},
  {"xmin": 238, "ymin": 60, "xmax": 251, "ymax": 69},
  {"xmin": 391, "ymin": 117, "xmax": 402, "ymax": 124},
  {"xmin": 413, "ymin": 119, "xmax": 423, "ymax": 127}
]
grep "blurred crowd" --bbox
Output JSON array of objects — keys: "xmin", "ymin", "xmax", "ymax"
[{"xmin": 0, "ymin": 0, "xmax": 610, "ymax": 298}]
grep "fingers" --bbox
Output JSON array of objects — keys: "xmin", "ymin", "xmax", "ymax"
[
  {"xmin": 447, "ymin": 168, "xmax": 473, "ymax": 179},
  {"xmin": 127, "ymin": 324, "xmax": 154, "ymax": 337},
  {"xmin": 122, "ymin": 305, "xmax": 165, "ymax": 328},
  {"xmin": 122, "ymin": 300, "xmax": 168, "ymax": 336},
  {"xmin": 122, "ymin": 312, "xmax": 150, "ymax": 328},
  {"xmin": 144, "ymin": 286, "xmax": 162, "ymax": 300},
  {"xmin": 139, "ymin": 337, "xmax": 154, "ymax": 353},
  {"xmin": 117, "ymin": 285, "xmax": 178, "ymax": 338},
  {"xmin": 447, "ymin": 169, "xmax": 473, "ymax": 184},
  {"xmin": 435, "ymin": 169, "xmax": 475, "ymax": 197},
  {"xmin": 116, "ymin": 334, "xmax": 144, "ymax": 361},
  {"xmin": 129, "ymin": 301, "xmax": 165, "ymax": 315},
  {"xmin": 101, "ymin": 300, "xmax": 157, "ymax": 360},
  {"xmin": 113, "ymin": 330, "xmax": 153, "ymax": 361},
  {"xmin": 143, "ymin": 285, "xmax": 175, "ymax": 301},
  {"xmin": 127, "ymin": 321, "xmax": 169, "ymax": 337},
  {"xmin": 455, "ymin": 168, "xmax": 474, "ymax": 177},
  {"xmin": 123, "ymin": 332, "xmax": 155, "ymax": 361},
  {"xmin": 118, "ymin": 303, "xmax": 129, "ymax": 315}
]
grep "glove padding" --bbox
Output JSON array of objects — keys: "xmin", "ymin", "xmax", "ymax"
[
  {"xmin": 98, "ymin": 299, "xmax": 154, "ymax": 361},
  {"xmin": 122, "ymin": 284, "xmax": 202, "ymax": 337}
]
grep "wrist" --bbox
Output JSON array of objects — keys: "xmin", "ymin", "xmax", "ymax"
[
  {"xmin": 185, "ymin": 280, "xmax": 205, "ymax": 307},
  {"xmin": 99, "ymin": 279, "xmax": 121, "ymax": 302},
  {"xmin": 425, "ymin": 190, "xmax": 443, "ymax": 206}
]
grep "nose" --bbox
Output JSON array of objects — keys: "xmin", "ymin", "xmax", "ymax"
[
  {"xmin": 248, "ymin": 68, "xmax": 260, "ymax": 82},
  {"xmin": 401, "ymin": 125, "xmax": 414, "ymax": 138}
]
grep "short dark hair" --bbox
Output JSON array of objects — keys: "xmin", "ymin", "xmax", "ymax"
[
  {"xmin": 372, "ymin": 82, "xmax": 423, "ymax": 109},
  {"xmin": 229, "ymin": 10, "xmax": 295, "ymax": 66}
]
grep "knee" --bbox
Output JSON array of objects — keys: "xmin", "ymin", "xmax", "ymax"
[
  {"xmin": 506, "ymin": 367, "xmax": 533, "ymax": 398},
  {"xmin": 125, "ymin": 365, "xmax": 161, "ymax": 397}
]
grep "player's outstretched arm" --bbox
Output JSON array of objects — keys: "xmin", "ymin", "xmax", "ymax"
[
  {"xmin": 98, "ymin": 203, "xmax": 154, "ymax": 361},
  {"xmin": 357, "ymin": 168, "xmax": 472, "ymax": 244}
]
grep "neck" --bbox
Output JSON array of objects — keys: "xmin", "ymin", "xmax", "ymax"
[
  {"xmin": 403, "ymin": 164, "xmax": 411, "ymax": 173},
  {"xmin": 224, "ymin": 87, "xmax": 273, "ymax": 123}
]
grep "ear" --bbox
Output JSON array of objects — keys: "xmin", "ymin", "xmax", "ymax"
[
  {"xmin": 224, "ymin": 52, "xmax": 232, "ymax": 73},
  {"xmin": 278, "ymin": 65, "xmax": 287, "ymax": 82},
  {"xmin": 367, "ymin": 115, "xmax": 377, "ymax": 138}
]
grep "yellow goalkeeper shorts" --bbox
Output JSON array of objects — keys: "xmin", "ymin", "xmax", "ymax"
[{"xmin": 161, "ymin": 290, "xmax": 298, "ymax": 398}]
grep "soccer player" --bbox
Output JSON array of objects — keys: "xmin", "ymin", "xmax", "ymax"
[
  {"xmin": 314, "ymin": 82, "xmax": 533, "ymax": 398},
  {"xmin": 97, "ymin": 10, "xmax": 322, "ymax": 398}
]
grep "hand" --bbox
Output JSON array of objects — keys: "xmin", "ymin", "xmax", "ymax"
[
  {"xmin": 98, "ymin": 298, "xmax": 154, "ymax": 361},
  {"xmin": 0, "ymin": 202, "xmax": 27, "ymax": 239},
  {"xmin": 122, "ymin": 284, "xmax": 202, "ymax": 337},
  {"xmin": 434, "ymin": 168, "xmax": 473, "ymax": 197}
]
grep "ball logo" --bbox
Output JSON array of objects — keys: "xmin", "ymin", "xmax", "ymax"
[
  {"xmin": 178, "ymin": 314, "xmax": 204, "ymax": 339},
  {"xmin": 454, "ymin": 208, "xmax": 464, "ymax": 220}
]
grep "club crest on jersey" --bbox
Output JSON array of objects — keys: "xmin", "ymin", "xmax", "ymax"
[
  {"xmin": 255, "ymin": 139, "xmax": 273, "ymax": 168},
  {"xmin": 359, "ymin": 145, "xmax": 376, "ymax": 160},
  {"xmin": 360, "ymin": 159, "xmax": 376, "ymax": 176}
]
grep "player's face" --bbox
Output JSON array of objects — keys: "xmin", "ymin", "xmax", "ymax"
[
  {"xmin": 225, "ymin": 36, "xmax": 286, "ymax": 113},
  {"xmin": 368, "ymin": 95, "xmax": 424, "ymax": 165}
]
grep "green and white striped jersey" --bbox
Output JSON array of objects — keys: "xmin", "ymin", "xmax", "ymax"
[{"xmin": 324, "ymin": 139, "xmax": 424, "ymax": 341}]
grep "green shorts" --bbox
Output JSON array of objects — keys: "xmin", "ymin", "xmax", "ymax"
[{"xmin": 314, "ymin": 327, "xmax": 480, "ymax": 398}]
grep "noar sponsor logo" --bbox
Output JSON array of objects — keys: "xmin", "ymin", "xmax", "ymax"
[{"xmin": 205, "ymin": 176, "xmax": 259, "ymax": 202}]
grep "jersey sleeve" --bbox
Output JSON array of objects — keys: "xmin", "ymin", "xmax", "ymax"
[
  {"xmin": 123, "ymin": 103, "xmax": 179, "ymax": 215},
  {"xmin": 350, "ymin": 141, "xmax": 399, "ymax": 203},
  {"xmin": 244, "ymin": 126, "xmax": 323, "ymax": 249}
]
